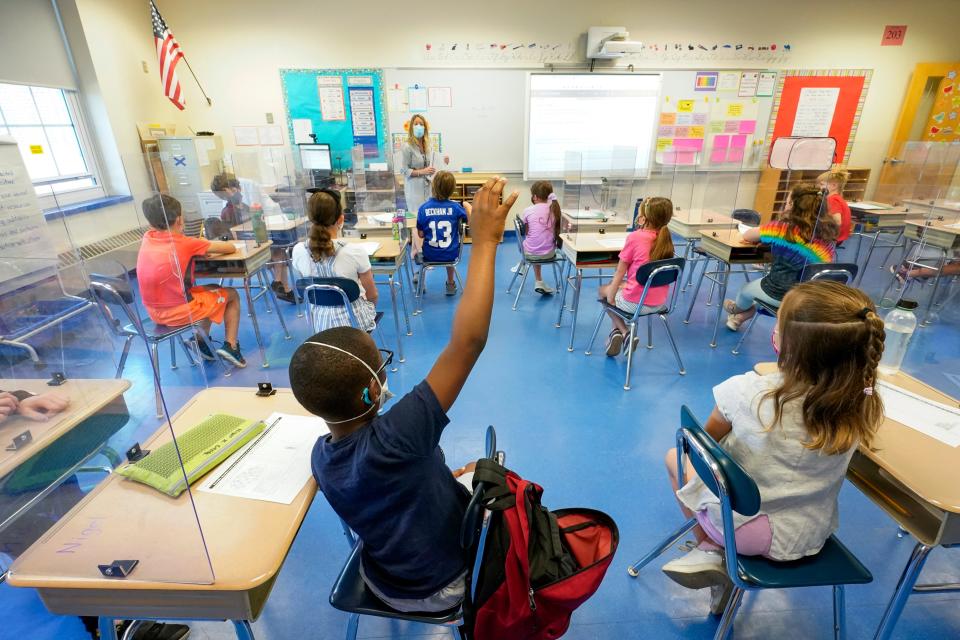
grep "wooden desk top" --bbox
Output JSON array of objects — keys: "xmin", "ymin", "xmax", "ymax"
[
  {"xmin": 754, "ymin": 363, "xmax": 960, "ymax": 514},
  {"xmin": 354, "ymin": 213, "xmax": 416, "ymax": 230},
  {"xmin": 905, "ymin": 219, "xmax": 960, "ymax": 235},
  {"xmin": 561, "ymin": 232, "xmax": 629, "ymax": 253},
  {"xmin": 849, "ymin": 201, "xmax": 894, "ymax": 212},
  {"xmin": 8, "ymin": 386, "xmax": 319, "ymax": 592},
  {"xmin": 231, "ymin": 217, "xmax": 306, "ymax": 233},
  {"xmin": 698, "ymin": 229, "xmax": 753, "ymax": 248},
  {"xmin": 339, "ymin": 237, "xmax": 403, "ymax": 260},
  {"xmin": 196, "ymin": 240, "xmax": 273, "ymax": 262},
  {"xmin": 672, "ymin": 209, "xmax": 735, "ymax": 225},
  {"xmin": 0, "ymin": 379, "xmax": 131, "ymax": 478},
  {"xmin": 902, "ymin": 198, "xmax": 960, "ymax": 214}
]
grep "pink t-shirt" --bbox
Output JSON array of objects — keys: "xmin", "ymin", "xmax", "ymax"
[
  {"xmin": 619, "ymin": 228, "xmax": 669, "ymax": 306},
  {"xmin": 521, "ymin": 203, "xmax": 557, "ymax": 255}
]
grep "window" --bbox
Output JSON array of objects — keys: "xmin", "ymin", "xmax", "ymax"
[{"xmin": 0, "ymin": 82, "xmax": 104, "ymax": 209}]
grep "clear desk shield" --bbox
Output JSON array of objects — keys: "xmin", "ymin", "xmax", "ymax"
[{"xmin": 1, "ymin": 139, "xmax": 215, "ymax": 586}]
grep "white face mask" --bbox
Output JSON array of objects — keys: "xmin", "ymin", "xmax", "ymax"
[{"xmin": 304, "ymin": 341, "xmax": 391, "ymax": 423}]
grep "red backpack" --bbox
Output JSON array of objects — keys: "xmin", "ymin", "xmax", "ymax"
[{"xmin": 465, "ymin": 458, "xmax": 618, "ymax": 639}]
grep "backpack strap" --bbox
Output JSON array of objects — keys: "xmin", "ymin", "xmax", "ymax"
[{"xmin": 472, "ymin": 458, "xmax": 515, "ymax": 510}]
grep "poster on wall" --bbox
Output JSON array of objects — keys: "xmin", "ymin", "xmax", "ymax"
[
  {"xmin": 756, "ymin": 72, "xmax": 778, "ymax": 97},
  {"xmin": 791, "ymin": 88, "xmax": 840, "ymax": 137},
  {"xmin": 317, "ymin": 76, "xmax": 346, "ymax": 121},
  {"xmin": 922, "ymin": 69, "xmax": 960, "ymax": 142},
  {"xmin": 349, "ymin": 85, "xmax": 378, "ymax": 151}
]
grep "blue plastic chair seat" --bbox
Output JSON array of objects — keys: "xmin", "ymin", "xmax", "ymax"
[
  {"xmin": 329, "ymin": 538, "xmax": 462, "ymax": 624},
  {"xmin": 737, "ymin": 535, "xmax": 872, "ymax": 589}
]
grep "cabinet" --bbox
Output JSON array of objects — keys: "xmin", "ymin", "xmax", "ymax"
[{"xmin": 753, "ymin": 167, "xmax": 870, "ymax": 222}]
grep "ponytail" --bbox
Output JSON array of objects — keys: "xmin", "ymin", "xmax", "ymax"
[
  {"xmin": 549, "ymin": 198, "xmax": 562, "ymax": 244},
  {"xmin": 650, "ymin": 225, "xmax": 674, "ymax": 261},
  {"xmin": 308, "ymin": 224, "xmax": 335, "ymax": 261},
  {"xmin": 641, "ymin": 196, "xmax": 675, "ymax": 261},
  {"xmin": 861, "ymin": 309, "xmax": 885, "ymax": 394},
  {"xmin": 306, "ymin": 190, "xmax": 341, "ymax": 261}
]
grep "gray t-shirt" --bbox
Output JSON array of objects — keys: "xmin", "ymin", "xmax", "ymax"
[{"xmin": 677, "ymin": 372, "xmax": 856, "ymax": 561}]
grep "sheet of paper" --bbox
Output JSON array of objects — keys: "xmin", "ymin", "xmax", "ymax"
[
  {"xmin": 756, "ymin": 72, "xmax": 778, "ymax": 97},
  {"xmin": 718, "ymin": 72, "xmax": 740, "ymax": 92},
  {"xmin": 233, "ymin": 126, "xmax": 259, "ymax": 146},
  {"xmin": 408, "ymin": 87, "xmax": 428, "ymax": 112},
  {"xmin": 354, "ymin": 241, "xmax": 381, "ymax": 255},
  {"xmin": 198, "ymin": 413, "xmax": 329, "ymax": 504},
  {"xmin": 852, "ymin": 202, "xmax": 889, "ymax": 210},
  {"xmin": 387, "ymin": 88, "xmax": 407, "ymax": 112},
  {"xmin": 596, "ymin": 238, "xmax": 627, "ymax": 250},
  {"xmin": 737, "ymin": 223, "xmax": 755, "ymax": 235},
  {"xmin": 428, "ymin": 86, "xmax": 452, "ymax": 108},
  {"xmin": 195, "ymin": 138, "xmax": 216, "ymax": 167},
  {"xmin": 792, "ymin": 87, "xmax": 840, "ymax": 137},
  {"xmin": 258, "ymin": 126, "xmax": 284, "ymax": 146},
  {"xmin": 876, "ymin": 381, "xmax": 960, "ymax": 447},
  {"xmin": 265, "ymin": 214, "xmax": 289, "ymax": 226},
  {"xmin": 739, "ymin": 72, "xmax": 759, "ymax": 97},
  {"xmin": 568, "ymin": 209, "xmax": 607, "ymax": 219},
  {"xmin": 318, "ymin": 76, "xmax": 346, "ymax": 121},
  {"xmin": 292, "ymin": 119, "xmax": 313, "ymax": 144},
  {"xmin": 369, "ymin": 213, "xmax": 395, "ymax": 224},
  {"xmin": 946, "ymin": 221, "xmax": 960, "ymax": 229}
]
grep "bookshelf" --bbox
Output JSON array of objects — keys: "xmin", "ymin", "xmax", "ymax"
[{"xmin": 753, "ymin": 167, "xmax": 870, "ymax": 222}]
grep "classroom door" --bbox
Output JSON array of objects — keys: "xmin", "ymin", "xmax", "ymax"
[{"xmin": 874, "ymin": 62, "xmax": 960, "ymax": 204}]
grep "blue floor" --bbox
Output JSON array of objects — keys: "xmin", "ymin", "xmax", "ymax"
[{"xmin": 2, "ymin": 236, "xmax": 959, "ymax": 639}]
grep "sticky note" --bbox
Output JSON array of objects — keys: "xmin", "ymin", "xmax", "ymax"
[
  {"xmin": 709, "ymin": 121, "xmax": 724, "ymax": 133},
  {"xmin": 726, "ymin": 148, "xmax": 745, "ymax": 163},
  {"xmin": 656, "ymin": 138, "xmax": 674, "ymax": 151},
  {"xmin": 674, "ymin": 126, "xmax": 690, "ymax": 138},
  {"xmin": 29, "ymin": 145, "xmax": 43, "ymax": 154},
  {"xmin": 692, "ymin": 113, "xmax": 708, "ymax": 125},
  {"xmin": 727, "ymin": 103, "xmax": 744, "ymax": 117},
  {"xmin": 660, "ymin": 112, "xmax": 677, "ymax": 125},
  {"xmin": 710, "ymin": 149, "xmax": 728, "ymax": 163},
  {"xmin": 658, "ymin": 125, "xmax": 674, "ymax": 136},
  {"xmin": 675, "ymin": 113, "xmax": 693, "ymax": 125},
  {"xmin": 663, "ymin": 150, "xmax": 678, "ymax": 164},
  {"xmin": 724, "ymin": 121, "xmax": 739, "ymax": 133},
  {"xmin": 678, "ymin": 100, "xmax": 695, "ymax": 113},
  {"xmin": 677, "ymin": 149, "xmax": 698, "ymax": 165},
  {"xmin": 738, "ymin": 120, "xmax": 757, "ymax": 134},
  {"xmin": 713, "ymin": 135, "xmax": 731, "ymax": 149},
  {"xmin": 689, "ymin": 126, "xmax": 705, "ymax": 138},
  {"xmin": 731, "ymin": 134, "xmax": 748, "ymax": 149},
  {"xmin": 674, "ymin": 138, "xmax": 704, "ymax": 151}
]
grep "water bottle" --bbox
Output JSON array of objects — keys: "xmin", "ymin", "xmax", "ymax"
[
  {"xmin": 250, "ymin": 203, "xmax": 268, "ymax": 246},
  {"xmin": 878, "ymin": 299, "xmax": 919, "ymax": 375},
  {"xmin": 392, "ymin": 208, "xmax": 405, "ymax": 241}
]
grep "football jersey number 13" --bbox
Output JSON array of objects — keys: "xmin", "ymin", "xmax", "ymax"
[{"xmin": 428, "ymin": 220, "xmax": 453, "ymax": 249}]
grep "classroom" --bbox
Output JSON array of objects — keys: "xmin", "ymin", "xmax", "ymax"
[{"xmin": 0, "ymin": 1, "xmax": 958, "ymax": 638}]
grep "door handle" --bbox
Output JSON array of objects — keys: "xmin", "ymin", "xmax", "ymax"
[{"xmin": 884, "ymin": 157, "xmax": 905, "ymax": 165}]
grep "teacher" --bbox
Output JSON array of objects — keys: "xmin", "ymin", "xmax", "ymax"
[{"xmin": 401, "ymin": 115, "xmax": 447, "ymax": 261}]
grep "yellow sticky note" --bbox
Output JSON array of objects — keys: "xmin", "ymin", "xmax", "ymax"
[
  {"xmin": 727, "ymin": 103, "xmax": 744, "ymax": 117},
  {"xmin": 656, "ymin": 138, "xmax": 674, "ymax": 151},
  {"xmin": 677, "ymin": 100, "xmax": 695, "ymax": 113},
  {"xmin": 689, "ymin": 126, "xmax": 705, "ymax": 138},
  {"xmin": 29, "ymin": 145, "xmax": 43, "ymax": 154},
  {"xmin": 660, "ymin": 112, "xmax": 677, "ymax": 125}
]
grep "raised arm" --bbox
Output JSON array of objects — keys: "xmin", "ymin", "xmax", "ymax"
[{"xmin": 426, "ymin": 178, "xmax": 518, "ymax": 411}]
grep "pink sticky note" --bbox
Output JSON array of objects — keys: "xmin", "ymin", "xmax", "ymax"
[
  {"xmin": 674, "ymin": 138, "xmax": 705, "ymax": 151},
  {"xmin": 731, "ymin": 134, "xmax": 748, "ymax": 149},
  {"xmin": 724, "ymin": 121, "xmax": 739, "ymax": 133},
  {"xmin": 738, "ymin": 120, "xmax": 757, "ymax": 134},
  {"xmin": 663, "ymin": 150, "xmax": 678, "ymax": 164},
  {"xmin": 709, "ymin": 149, "xmax": 728, "ymax": 163},
  {"xmin": 677, "ymin": 150, "xmax": 698, "ymax": 165},
  {"xmin": 658, "ymin": 125, "xmax": 674, "ymax": 136},
  {"xmin": 692, "ymin": 113, "xmax": 708, "ymax": 125},
  {"xmin": 713, "ymin": 135, "xmax": 730, "ymax": 149},
  {"xmin": 726, "ymin": 148, "xmax": 745, "ymax": 163},
  {"xmin": 674, "ymin": 126, "xmax": 690, "ymax": 138}
]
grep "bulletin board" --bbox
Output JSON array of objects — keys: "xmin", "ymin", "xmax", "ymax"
[
  {"xmin": 765, "ymin": 70, "xmax": 872, "ymax": 165},
  {"xmin": 654, "ymin": 69, "xmax": 777, "ymax": 170},
  {"xmin": 279, "ymin": 68, "xmax": 389, "ymax": 170}
]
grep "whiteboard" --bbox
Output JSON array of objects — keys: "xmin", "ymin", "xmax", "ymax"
[{"xmin": 381, "ymin": 68, "xmax": 775, "ymax": 173}]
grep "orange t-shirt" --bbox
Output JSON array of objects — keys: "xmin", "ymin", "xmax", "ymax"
[{"xmin": 136, "ymin": 230, "xmax": 211, "ymax": 310}]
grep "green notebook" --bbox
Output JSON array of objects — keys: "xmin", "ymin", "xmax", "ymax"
[{"xmin": 118, "ymin": 414, "xmax": 265, "ymax": 497}]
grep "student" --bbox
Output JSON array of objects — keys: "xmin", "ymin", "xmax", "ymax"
[
  {"xmin": 291, "ymin": 189, "xmax": 378, "ymax": 332},
  {"xmin": 891, "ymin": 255, "xmax": 960, "ymax": 284},
  {"xmin": 136, "ymin": 194, "xmax": 246, "ymax": 367},
  {"xmin": 288, "ymin": 177, "xmax": 518, "ymax": 612},
  {"xmin": 520, "ymin": 180, "xmax": 562, "ymax": 295},
  {"xmin": 660, "ymin": 280, "xmax": 884, "ymax": 613},
  {"xmin": 210, "ymin": 172, "xmax": 297, "ymax": 304},
  {"xmin": 0, "ymin": 389, "xmax": 68, "ymax": 424},
  {"xmin": 597, "ymin": 197, "xmax": 675, "ymax": 356},
  {"xmin": 417, "ymin": 170, "xmax": 471, "ymax": 296},
  {"xmin": 817, "ymin": 169, "xmax": 852, "ymax": 245},
  {"xmin": 724, "ymin": 184, "xmax": 837, "ymax": 331}
]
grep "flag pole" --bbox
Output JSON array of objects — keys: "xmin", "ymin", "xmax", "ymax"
[{"xmin": 180, "ymin": 55, "xmax": 212, "ymax": 106}]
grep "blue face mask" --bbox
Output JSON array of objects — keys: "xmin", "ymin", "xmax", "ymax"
[{"xmin": 412, "ymin": 124, "xmax": 425, "ymax": 139}]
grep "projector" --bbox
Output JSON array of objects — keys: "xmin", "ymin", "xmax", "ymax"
[{"xmin": 586, "ymin": 26, "xmax": 643, "ymax": 59}]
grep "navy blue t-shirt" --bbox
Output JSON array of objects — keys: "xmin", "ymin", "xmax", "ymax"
[
  {"xmin": 311, "ymin": 380, "xmax": 469, "ymax": 599},
  {"xmin": 417, "ymin": 198, "xmax": 468, "ymax": 263}
]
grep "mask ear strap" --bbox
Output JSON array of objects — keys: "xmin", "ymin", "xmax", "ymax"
[{"xmin": 304, "ymin": 341, "xmax": 381, "ymax": 423}]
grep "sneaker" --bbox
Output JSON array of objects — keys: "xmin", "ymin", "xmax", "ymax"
[
  {"xmin": 270, "ymin": 280, "xmax": 284, "ymax": 292},
  {"xmin": 661, "ymin": 547, "xmax": 727, "ymax": 590},
  {"xmin": 604, "ymin": 330, "xmax": 624, "ymax": 356},
  {"xmin": 723, "ymin": 299, "xmax": 738, "ymax": 315},
  {"xmin": 275, "ymin": 287, "xmax": 296, "ymax": 304},
  {"xmin": 709, "ymin": 579, "xmax": 735, "ymax": 616},
  {"xmin": 725, "ymin": 313, "xmax": 743, "ymax": 332},
  {"xmin": 510, "ymin": 261, "xmax": 522, "ymax": 273},
  {"xmin": 191, "ymin": 337, "xmax": 215, "ymax": 361},
  {"xmin": 445, "ymin": 281, "xmax": 457, "ymax": 296},
  {"xmin": 534, "ymin": 281, "xmax": 555, "ymax": 295},
  {"xmin": 216, "ymin": 342, "xmax": 247, "ymax": 368},
  {"xmin": 889, "ymin": 264, "xmax": 907, "ymax": 285},
  {"xmin": 624, "ymin": 335, "xmax": 640, "ymax": 354}
]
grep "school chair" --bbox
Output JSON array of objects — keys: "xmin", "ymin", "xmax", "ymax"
[
  {"xmin": 731, "ymin": 263, "xmax": 859, "ymax": 355},
  {"xmin": 626, "ymin": 406, "xmax": 872, "ymax": 640},
  {"xmin": 505, "ymin": 217, "xmax": 564, "ymax": 310},
  {"xmin": 329, "ymin": 426, "xmax": 501, "ymax": 640},
  {"xmin": 202, "ymin": 217, "xmax": 235, "ymax": 241},
  {"xmin": 413, "ymin": 222, "xmax": 466, "ymax": 315},
  {"xmin": 584, "ymin": 257, "xmax": 686, "ymax": 390},
  {"xmin": 680, "ymin": 209, "xmax": 762, "ymax": 294},
  {"xmin": 296, "ymin": 276, "xmax": 396, "ymax": 372},
  {"xmin": 88, "ymin": 272, "xmax": 230, "ymax": 418}
]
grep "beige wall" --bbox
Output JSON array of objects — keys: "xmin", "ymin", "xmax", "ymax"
[{"xmin": 54, "ymin": 0, "xmax": 960, "ymax": 244}]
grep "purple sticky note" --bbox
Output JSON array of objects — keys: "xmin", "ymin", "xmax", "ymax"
[
  {"xmin": 724, "ymin": 121, "xmax": 739, "ymax": 133},
  {"xmin": 713, "ymin": 135, "xmax": 730, "ymax": 149},
  {"xmin": 692, "ymin": 113, "xmax": 708, "ymax": 125},
  {"xmin": 710, "ymin": 149, "xmax": 728, "ymax": 163},
  {"xmin": 658, "ymin": 125, "xmax": 674, "ymax": 136},
  {"xmin": 731, "ymin": 134, "xmax": 748, "ymax": 149},
  {"xmin": 726, "ymin": 148, "xmax": 745, "ymax": 163},
  {"xmin": 738, "ymin": 120, "xmax": 757, "ymax": 134}
]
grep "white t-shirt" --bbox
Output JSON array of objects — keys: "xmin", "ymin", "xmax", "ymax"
[
  {"xmin": 291, "ymin": 240, "xmax": 372, "ymax": 299},
  {"xmin": 676, "ymin": 372, "xmax": 856, "ymax": 561}
]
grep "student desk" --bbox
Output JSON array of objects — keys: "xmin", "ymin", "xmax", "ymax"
[
  {"xmin": 668, "ymin": 210, "xmax": 737, "ymax": 289},
  {"xmin": 901, "ymin": 198, "xmax": 960, "ymax": 219},
  {"xmin": 338, "ymin": 237, "xmax": 413, "ymax": 363},
  {"xmin": 754, "ymin": 363, "xmax": 960, "ymax": 640},
  {"xmin": 848, "ymin": 202, "xmax": 928, "ymax": 286},
  {"xmin": 232, "ymin": 217, "xmax": 310, "ymax": 319},
  {"xmin": 900, "ymin": 220, "xmax": 960, "ymax": 325},
  {"xmin": 684, "ymin": 231, "xmax": 771, "ymax": 348},
  {"xmin": 0, "ymin": 379, "xmax": 130, "ymax": 542},
  {"xmin": 556, "ymin": 232, "xmax": 628, "ymax": 351},
  {"xmin": 560, "ymin": 210, "xmax": 631, "ymax": 235},
  {"xmin": 7, "ymin": 386, "xmax": 319, "ymax": 640},
  {"xmin": 193, "ymin": 240, "xmax": 292, "ymax": 367},
  {"xmin": 350, "ymin": 212, "xmax": 416, "ymax": 238}
]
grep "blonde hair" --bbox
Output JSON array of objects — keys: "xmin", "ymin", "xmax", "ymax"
[
  {"xmin": 638, "ymin": 197, "xmax": 675, "ymax": 261},
  {"xmin": 783, "ymin": 183, "xmax": 838, "ymax": 243},
  {"xmin": 407, "ymin": 115, "xmax": 430, "ymax": 153},
  {"xmin": 431, "ymin": 171, "xmax": 456, "ymax": 200},
  {"xmin": 764, "ymin": 280, "xmax": 884, "ymax": 454},
  {"xmin": 817, "ymin": 169, "xmax": 850, "ymax": 191}
]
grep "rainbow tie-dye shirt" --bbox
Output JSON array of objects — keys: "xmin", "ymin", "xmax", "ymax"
[{"xmin": 758, "ymin": 221, "xmax": 836, "ymax": 300}]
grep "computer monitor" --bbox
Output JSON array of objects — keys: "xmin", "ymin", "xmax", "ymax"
[{"xmin": 299, "ymin": 144, "xmax": 332, "ymax": 172}]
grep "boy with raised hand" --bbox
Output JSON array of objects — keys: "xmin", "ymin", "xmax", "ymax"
[{"xmin": 289, "ymin": 177, "xmax": 518, "ymax": 611}]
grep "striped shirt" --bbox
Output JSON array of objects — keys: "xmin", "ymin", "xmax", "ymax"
[{"xmin": 758, "ymin": 221, "xmax": 836, "ymax": 300}]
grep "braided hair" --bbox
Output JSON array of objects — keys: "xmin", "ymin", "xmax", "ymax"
[
  {"xmin": 306, "ymin": 190, "xmax": 341, "ymax": 261},
  {"xmin": 762, "ymin": 280, "xmax": 884, "ymax": 454}
]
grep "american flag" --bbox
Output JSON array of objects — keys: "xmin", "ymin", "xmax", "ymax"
[{"xmin": 150, "ymin": 1, "xmax": 185, "ymax": 110}]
